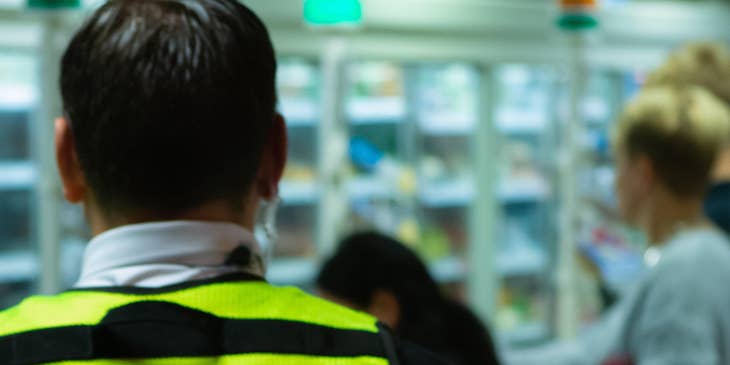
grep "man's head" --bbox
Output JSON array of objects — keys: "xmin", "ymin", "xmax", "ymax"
[{"xmin": 56, "ymin": 0, "xmax": 286, "ymax": 231}]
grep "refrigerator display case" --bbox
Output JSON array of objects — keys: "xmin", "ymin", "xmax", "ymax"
[
  {"xmin": 341, "ymin": 62, "xmax": 480, "ymax": 296},
  {"xmin": 276, "ymin": 58, "xmax": 320, "ymax": 258},
  {"xmin": 267, "ymin": 58, "xmax": 322, "ymax": 285},
  {"xmin": 344, "ymin": 61, "xmax": 412, "ymax": 238},
  {"xmin": 492, "ymin": 65, "xmax": 557, "ymax": 343},
  {"xmin": 0, "ymin": 53, "xmax": 38, "ymax": 310},
  {"xmin": 415, "ymin": 64, "xmax": 479, "ymax": 299},
  {"xmin": 574, "ymin": 70, "xmax": 647, "ymax": 324},
  {"xmin": 3, "ymin": 47, "xmax": 639, "ymax": 344}
]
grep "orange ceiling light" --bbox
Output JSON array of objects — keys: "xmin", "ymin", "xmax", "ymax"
[
  {"xmin": 560, "ymin": 0, "xmax": 599, "ymax": 7},
  {"xmin": 557, "ymin": 0, "xmax": 599, "ymax": 31}
]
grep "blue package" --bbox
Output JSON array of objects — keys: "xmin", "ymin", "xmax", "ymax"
[{"xmin": 349, "ymin": 137, "xmax": 384, "ymax": 172}]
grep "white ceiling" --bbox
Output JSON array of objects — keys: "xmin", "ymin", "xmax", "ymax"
[{"xmin": 245, "ymin": 0, "xmax": 730, "ymax": 45}]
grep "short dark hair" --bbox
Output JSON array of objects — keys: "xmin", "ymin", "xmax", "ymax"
[{"xmin": 61, "ymin": 0, "xmax": 277, "ymax": 215}]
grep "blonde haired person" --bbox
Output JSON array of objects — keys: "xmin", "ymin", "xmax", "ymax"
[
  {"xmin": 506, "ymin": 85, "xmax": 730, "ymax": 365},
  {"xmin": 646, "ymin": 42, "xmax": 730, "ymax": 106},
  {"xmin": 645, "ymin": 42, "xmax": 730, "ymax": 233}
]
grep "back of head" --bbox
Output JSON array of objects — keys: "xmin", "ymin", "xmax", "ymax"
[
  {"xmin": 647, "ymin": 42, "xmax": 730, "ymax": 107},
  {"xmin": 61, "ymin": 0, "xmax": 277, "ymax": 216},
  {"xmin": 317, "ymin": 232, "xmax": 500, "ymax": 365},
  {"xmin": 318, "ymin": 232, "xmax": 448, "ymax": 348},
  {"xmin": 317, "ymin": 232, "xmax": 442, "ymax": 312},
  {"xmin": 614, "ymin": 85, "xmax": 730, "ymax": 197}
]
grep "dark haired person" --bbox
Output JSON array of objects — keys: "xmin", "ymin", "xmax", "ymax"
[
  {"xmin": 318, "ymin": 232, "xmax": 502, "ymax": 365},
  {"xmin": 0, "ymin": 1, "xmax": 448, "ymax": 364}
]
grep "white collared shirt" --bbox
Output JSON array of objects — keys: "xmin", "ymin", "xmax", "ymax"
[{"xmin": 75, "ymin": 221, "xmax": 264, "ymax": 288}]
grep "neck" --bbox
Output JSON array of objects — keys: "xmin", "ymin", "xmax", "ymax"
[
  {"xmin": 86, "ymin": 199, "xmax": 259, "ymax": 237},
  {"xmin": 641, "ymin": 193, "xmax": 707, "ymax": 246},
  {"xmin": 711, "ymin": 145, "xmax": 730, "ymax": 182}
]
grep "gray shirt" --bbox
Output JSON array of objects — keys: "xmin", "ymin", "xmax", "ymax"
[{"xmin": 505, "ymin": 227, "xmax": 730, "ymax": 365}]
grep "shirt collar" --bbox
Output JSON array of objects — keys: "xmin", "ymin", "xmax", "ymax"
[
  {"xmin": 646, "ymin": 225, "xmax": 721, "ymax": 268},
  {"xmin": 77, "ymin": 221, "xmax": 264, "ymax": 285}
]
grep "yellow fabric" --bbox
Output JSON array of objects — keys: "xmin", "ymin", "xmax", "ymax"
[
  {"xmin": 47, "ymin": 354, "xmax": 389, "ymax": 365},
  {"xmin": 0, "ymin": 281, "xmax": 378, "ymax": 337},
  {"xmin": 0, "ymin": 281, "xmax": 387, "ymax": 364}
]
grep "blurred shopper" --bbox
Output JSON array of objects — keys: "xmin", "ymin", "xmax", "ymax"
[
  {"xmin": 507, "ymin": 85, "xmax": 730, "ymax": 365},
  {"xmin": 318, "ymin": 232, "xmax": 502, "ymax": 365},
  {"xmin": 583, "ymin": 42, "xmax": 730, "ymax": 317},
  {"xmin": 645, "ymin": 42, "xmax": 730, "ymax": 233},
  {"xmin": 0, "ymin": 1, "xmax": 448, "ymax": 364}
]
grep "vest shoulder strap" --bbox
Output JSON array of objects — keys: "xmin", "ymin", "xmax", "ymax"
[
  {"xmin": 1, "ymin": 300, "xmax": 398, "ymax": 365},
  {"xmin": 0, "ymin": 279, "xmax": 379, "ymax": 337}
]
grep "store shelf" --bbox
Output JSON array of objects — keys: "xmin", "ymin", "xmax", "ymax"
[
  {"xmin": 0, "ymin": 161, "xmax": 36, "ymax": 191},
  {"xmin": 418, "ymin": 112, "xmax": 475, "ymax": 135},
  {"xmin": 429, "ymin": 256, "xmax": 467, "ymax": 283},
  {"xmin": 497, "ymin": 247, "xmax": 549, "ymax": 276},
  {"xmin": 267, "ymin": 258, "xmax": 317, "ymax": 286},
  {"xmin": 419, "ymin": 179, "xmax": 475, "ymax": 207},
  {"xmin": 498, "ymin": 177, "xmax": 549, "ymax": 203},
  {"xmin": 280, "ymin": 180, "xmax": 319, "ymax": 205},
  {"xmin": 418, "ymin": 178, "xmax": 547, "ymax": 205},
  {"xmin": 280, "ymin": 98, "xmax": 318, "ymax": 127},
  {"xmin": 0, "ymin": 84, "xmax": 36, "ymax": 111},
  {"xmin": 502, "ymin": 321, "xmax": 550, "ymax": 344},
  {"xmin": 268, "ymin": 256, "xmax": 468, "ymax": 287},
  {"xmin": 347, "ymin": 177, "xmax": 396, "ymax": 200},
  {"xmin": 0, "ymin": 250, "xmax": 36, "ymax": 284},
  {"xmin": 496, "ymin": 109, "xmax": 547, "ymax": 134},
  {"xmin": 583, "ymin": 96, "xmax": 611, "ymax": 125},
  {"xmin": 347, "ymin": 97, "xmax": 406, "ymax": 124}
]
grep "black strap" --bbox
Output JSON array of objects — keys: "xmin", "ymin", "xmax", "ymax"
[
  {"xmin": 377, "ymin": 323, "xmax": 401, "ymax": 365},
  {"xmin": 224, "ymin": 245, "xmax": 255, "ymax": 266},
  {"xmin": 0, "ymin": 301, "xmax": 389, "ymax": 365}
]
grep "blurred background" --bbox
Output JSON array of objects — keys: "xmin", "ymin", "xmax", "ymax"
[{"xmin": 1, "ymin": 0, "xmax": 729, "ymax": 351}]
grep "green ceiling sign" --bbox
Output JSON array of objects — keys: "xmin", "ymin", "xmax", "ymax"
[
  {"xmin": 304, "ymin": 0, "xmax": 363, "ymax": 26},
  {"xmin": 28, "ymin": 0, "xmax": 80, "ymax": 9},
  {"xmin": 557, "ymin": 13, "xmax": 599, "ymax": 31}
]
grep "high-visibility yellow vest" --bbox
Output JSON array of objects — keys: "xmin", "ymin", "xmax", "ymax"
[{"xmin": 0, "ymin": 275, "xmax": 396, "ymax": 365}]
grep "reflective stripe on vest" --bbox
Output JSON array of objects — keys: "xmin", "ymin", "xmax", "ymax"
[{"xmin": 0, "ymin": 276, "xmax": 394, "ymax": 365}]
